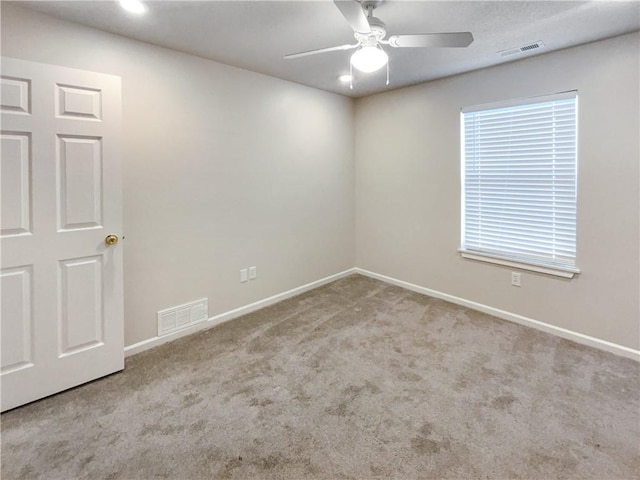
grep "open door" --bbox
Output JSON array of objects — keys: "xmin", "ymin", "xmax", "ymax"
[{"xmin": 1, "ymin": 57, "xmax": 123, "ymax": 411}]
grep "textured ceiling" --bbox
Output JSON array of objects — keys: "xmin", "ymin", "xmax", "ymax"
[{"xmin": 12, "ymin": 0, "xmax": 640, "ymax": 98}]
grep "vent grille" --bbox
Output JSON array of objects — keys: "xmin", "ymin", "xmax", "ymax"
[
  {"xmin": 520, "ymin": 42, "xmax": 540, "ymax": 51},
  {"xmin": 157, "ymin": 298, "xmax": 208, "ymax": 336},
  {"xmin": 499, "ymin": 41, "xmax": 545, "ymax": 57}
]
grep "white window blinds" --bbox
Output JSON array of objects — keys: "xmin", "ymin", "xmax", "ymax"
[{"xmin": 461, "ymin": 91, "xmax": 578, "ymax": 271}]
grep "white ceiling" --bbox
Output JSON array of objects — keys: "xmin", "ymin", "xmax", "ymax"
[{"xmin": 12, "ymin": 0, "xmax": 640, "ymax": 98}]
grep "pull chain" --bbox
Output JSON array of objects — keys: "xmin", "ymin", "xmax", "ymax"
[
  {"xmin": 350, "ymin": 62, "xmax": 354, "ymax": 90},
  {"xmin": 386, "ymin": 59, "xmax": 389, "ymax": 86}
]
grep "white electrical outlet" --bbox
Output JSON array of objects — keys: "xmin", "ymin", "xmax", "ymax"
[
  {"xmin": 511, "ymin": 272, "xmax": 521, "ymax": 287},
  {"xmin": 249, "ymin": 266, "xmax": 257, "ymax": 280},
  {"xmin": 240, "ymin": 269, "xmax": 248, "ymax": 283}
]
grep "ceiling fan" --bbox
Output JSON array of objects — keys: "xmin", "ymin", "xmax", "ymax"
[{"xmin": 284, "ymin": 0, "xmax": 473, "ymax": 86}]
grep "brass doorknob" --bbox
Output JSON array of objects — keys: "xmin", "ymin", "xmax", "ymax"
[{"xmin": 105, "ymin": 234, "xmax": 119, "ymax": 246}]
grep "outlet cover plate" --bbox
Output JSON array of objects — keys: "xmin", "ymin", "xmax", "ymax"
[{"xmin": 511, "ymin": 272, "xmax": 521, "ymax": 287}]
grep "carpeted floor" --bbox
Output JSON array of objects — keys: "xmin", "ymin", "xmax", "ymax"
[{"xmin": 2, "ymin": 274, "xmax": 639, "ymax": 479}]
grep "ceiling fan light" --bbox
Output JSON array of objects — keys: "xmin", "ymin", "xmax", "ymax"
[
  {"xmin": 119, "ymin": 0, "xmax": 146, "ymax": 14},
  {"xmin": 350, "ymin": 46, "xmax": 388, "ymax": 73}
]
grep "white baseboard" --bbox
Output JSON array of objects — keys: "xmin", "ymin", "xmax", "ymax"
[
  {"xmin": 125, "ymin": 266, "xmax": 639, "ymax": 362},
  {"xmin": 124, "ymin": 268, "xmax": 356, "ymax": 357},
  {"xmin": 354, "ymin": 268, "xmax": 640, "ymax": 362}
]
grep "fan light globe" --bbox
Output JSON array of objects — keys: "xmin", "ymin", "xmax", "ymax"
[
  {"xmin": 119, "ymin": 0, "xmax": 146, "ymax": 14},
  {"xmin": 350, "ymin": 46, "xmax": 388, "ymax": 73}
]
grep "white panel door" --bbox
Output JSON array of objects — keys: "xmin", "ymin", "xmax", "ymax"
[{"xmin": 1, "ymin": 57, "xmax": 123, "ymax": 411}]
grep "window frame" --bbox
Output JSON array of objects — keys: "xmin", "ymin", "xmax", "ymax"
[{"xmin": 459, "ymin": 91, "xmax": 580, "ymax": 279}]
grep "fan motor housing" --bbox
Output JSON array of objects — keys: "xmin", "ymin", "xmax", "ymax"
[
  {"xmin": 354, "ymin": 16, "xmax": 387, "ymax": 43},
  {"xmin": 368, "ymin": 17, "xmax": 387, "ymax": 39},
  {"xmin": 361, "ymin": 0, "xmax": 383, "ymax": 10}
]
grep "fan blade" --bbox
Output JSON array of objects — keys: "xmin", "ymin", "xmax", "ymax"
[
  {"xmin": 334, "ymin": 0, "xmax": 371, "ymax": 34},
  {"xmin": 388, "ymin": 32, "xmax": 474, "ymax": 48},
  {"xmin": 284, "ymin": 43, "xmax": 359, "ymax": 59}
]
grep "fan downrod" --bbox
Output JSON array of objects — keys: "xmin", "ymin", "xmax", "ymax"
[{"xmin": 356, "ymin": 0, "xmax": 387, "ymax": 41}]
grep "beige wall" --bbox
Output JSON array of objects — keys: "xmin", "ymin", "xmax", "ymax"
[
  {"xmin": 3, "ymin": 5, "xmax": 638, "ymax": 352},
  {"xmin": 1, "ymin": 4, "xmax": 355, "ymax": 346},
  {"xmin": 355, "ymin": 33, "xmax": 640, "ymax": 350}
]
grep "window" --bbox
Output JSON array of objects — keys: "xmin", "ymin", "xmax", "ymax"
[{"xmin": 460, "ymin": 91, "xmax": 579, "ymax": 278}]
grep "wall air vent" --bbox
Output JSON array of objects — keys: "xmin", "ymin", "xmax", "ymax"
[
  {"xmin": 499, "ymin": 41, "xmax": 545, "ymax": 57},
  {"xmin": 157, "ymin": 298, "xmax": 208, "ymax": 336}
]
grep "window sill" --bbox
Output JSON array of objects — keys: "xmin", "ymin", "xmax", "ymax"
[{"xmin": 459, "ymin": 250, "xmax": 580, "ymax": 279}]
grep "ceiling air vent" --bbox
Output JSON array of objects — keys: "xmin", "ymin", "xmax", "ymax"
[{"xmin": 499, "ymin": 41, "xmax": 545, "ymax": 57}]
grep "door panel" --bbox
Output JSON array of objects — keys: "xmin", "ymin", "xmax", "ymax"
[
  {"xmin": 0, "ymin": 57, "xmax": 123, "ymax": 411},
  {"xmin": 58, "ymin": 255, "xmax": 104, "ymax": 356},
  {"xmin": 0, "ymin": 132, "xmax": 32, "ymax": 237},
  {"xmin": 57, "ymin": 135, "xmax": 103, "ymax": 230},
  {"xmin": 0, "ymin": 266, "xmax": 33, "ymax": 374},
  {"xmin": 56, "ymin": 84, "xmax": 102, "ymax": 120},
  {"xmin": 0, "ymin": 76, "xmax": 30, "ymax": 114}
]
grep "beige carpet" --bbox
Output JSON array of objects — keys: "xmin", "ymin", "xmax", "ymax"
[{"xmin": 2, "ymin": 274, "xmax": 639, "ymax": 479}]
